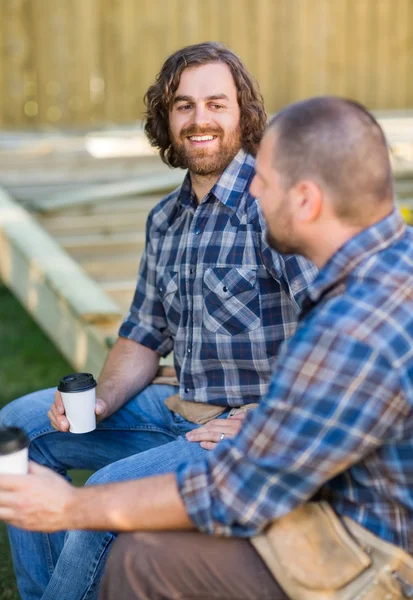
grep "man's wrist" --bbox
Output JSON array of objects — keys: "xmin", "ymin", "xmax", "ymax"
[{"xmin": 63, "ymin": 486, "xmax": 86, "ymax": 530}]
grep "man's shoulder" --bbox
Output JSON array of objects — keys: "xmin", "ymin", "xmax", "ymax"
[
  {"xmin": 310, "ymin": 257, "xmax": 413, "ymax": 362},
  {"xmin": 146, "ymin": 182, "xmax": 185, "ymax": 232}
]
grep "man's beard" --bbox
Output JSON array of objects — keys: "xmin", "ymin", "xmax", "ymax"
[
  {"xmin": 265, "ymin": 206, "xmax": 302, "ymax": 255},
  {"xmin": 170, "ymin": 124, "xmax": 242, "ymax": 176},
  {"xmin": 266, "ymin": 229, "xmax": 297, "ymax": 254}
]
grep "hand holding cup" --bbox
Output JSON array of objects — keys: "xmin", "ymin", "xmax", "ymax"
[
  {"xmin": 48, "ymin": 373, "xmax": 104, "ymax": 434},
  {"xmin": 0, "ymin": 427, "xmax": 29, "ymax": 474}
]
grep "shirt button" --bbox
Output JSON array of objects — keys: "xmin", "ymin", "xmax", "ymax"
[
  {"xmin": 189, "ymin": 268, "xmax": 194, "ymax": 275},
  {"xmin": 185, "ymin": 387, "xmax": 190, "ymax": 393},
  {"xmin": 223, "ymin": 286, "xmax": 228, "ymax": 292},
  {"xmin": 158, "ymin": 287, "xmax": 163, "ymax": 293},
  {"xmin": 187, "ymin": 347, "xmax": 192, "ymax": 354},
  {"xmin": 195, "ymin": 229, "xmax": 201, "ymax": 235}
]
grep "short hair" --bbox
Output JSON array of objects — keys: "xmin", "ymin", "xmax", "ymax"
[
  {"xmin": 269, "ymin": 97, "xmax": 393, "ymax": 222},
  {"xmin": 144, "ymin": 42, "xmax": 267, "ymax": 167}
]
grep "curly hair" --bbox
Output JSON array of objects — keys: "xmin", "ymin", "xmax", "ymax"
[{"xmin": 144, "ymin": 42, "xmax": 267, "ymax": 167}]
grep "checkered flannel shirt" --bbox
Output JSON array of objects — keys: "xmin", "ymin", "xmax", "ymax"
[
  {"xmin": 178, "ymin": 209, "xmax": 413, "ymax": 552},
  {"xmin": 119, "ymin": 149, "xmax": 316, "ymax": 406}
]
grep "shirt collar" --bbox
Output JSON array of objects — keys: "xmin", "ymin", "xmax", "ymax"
[
  {"xmin": 178, "ymin": 149, "xmax": 255, "ymax": 212},
  {"xmin": 302, "ymin": 209, "xmax": 406, "ymax": 307}
]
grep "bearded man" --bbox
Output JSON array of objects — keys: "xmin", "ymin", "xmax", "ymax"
[{"xmin": 0, "ymin": 42, "xmax": 315, "ymax": 600}]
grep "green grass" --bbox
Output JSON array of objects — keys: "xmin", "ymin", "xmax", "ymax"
[{"xmin": 0, "ymin": 284, "xmax": 90, "ymax": 599}]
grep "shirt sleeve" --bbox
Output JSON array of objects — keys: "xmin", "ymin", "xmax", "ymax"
[
  {"xmin": 176, "ymin": 319, "xmax": 407, "ymax": 537},
  {"xmin": 118, "ymin": 213, "xmax": 173, "ymax": 357}
]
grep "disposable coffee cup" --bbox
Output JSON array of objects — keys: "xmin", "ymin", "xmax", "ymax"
[
  {"xmin": 58, "ymin": 373, "xmax": 97, "ymax": 434},
  {"xmin": 0, "ymin": 427, "xmax": 29, "ymax": 475}
]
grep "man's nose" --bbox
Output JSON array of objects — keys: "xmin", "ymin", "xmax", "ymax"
[{"xmin": 192, "ymin": 104, "xmax": 210, "ymax": 126}]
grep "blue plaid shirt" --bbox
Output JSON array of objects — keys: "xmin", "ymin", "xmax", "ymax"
[
  {"xmin": 119, "ymin": 150, "xmax": 316, "ymax": 406},
  {"xmin": 177, "ymin": 210, "xmax": 413, "ymax": 552}
]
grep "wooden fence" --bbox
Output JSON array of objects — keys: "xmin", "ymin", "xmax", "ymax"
[{"xmin": 0, "ymin": 0, "xmax": 413, "ymax": 128}]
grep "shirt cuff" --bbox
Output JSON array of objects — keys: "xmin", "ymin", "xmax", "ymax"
[
  {"xmin": 176, "ymin": 461, "xmax": 219, "ymax": 534},
  {"xmin": 118, "ymin": 319, "xmax": 173, "ymax": 357}
]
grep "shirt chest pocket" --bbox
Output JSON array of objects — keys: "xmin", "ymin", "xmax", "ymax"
[
  {"xmin": 157, "ymin": 271, "xmax": 180, "ymax": 329},
  {"xmin": 203, "ymin": 267, "xmax": 261, "ymax": 335}
]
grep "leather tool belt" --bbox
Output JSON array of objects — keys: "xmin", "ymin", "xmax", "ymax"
[{"xmin": 251, "ymin": 502, "xmax": 413, "ymax": 599}]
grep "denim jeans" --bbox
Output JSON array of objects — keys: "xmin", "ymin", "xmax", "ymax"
[{"xmin": 0, "ymin": 384, "xmax": 219, "ymax": 600}]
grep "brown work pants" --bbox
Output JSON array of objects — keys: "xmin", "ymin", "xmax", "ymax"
[{"xmin": 99, "ymin": 530, "xmax": 289, "ymax": 600}]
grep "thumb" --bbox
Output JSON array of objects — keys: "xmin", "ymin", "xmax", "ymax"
[
  {"xmin": 28, "ymin": 461, "xmax": 53, "ymax": 476},
  {"xmin": 95, "ymin": 399, "xmax": 107, "ymax": 416}
]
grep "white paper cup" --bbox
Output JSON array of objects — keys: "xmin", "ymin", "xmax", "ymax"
[
  {"xmin": 0, "ymin": 427, "xmax": 29, "ymax": 474},
  {"xmin": 58, "ymin": 373, "xmax": 97, "ymax": 434}
]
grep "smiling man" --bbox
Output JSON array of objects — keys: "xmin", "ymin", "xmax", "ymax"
[{"xmin": 0, "ymin": 43, "xmax": 315, "ymax": 600}]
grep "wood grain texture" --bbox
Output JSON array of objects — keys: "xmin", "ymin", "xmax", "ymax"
[{"xmin": 1, "ymin": 0, "xmax": 413, "ymax": 127}]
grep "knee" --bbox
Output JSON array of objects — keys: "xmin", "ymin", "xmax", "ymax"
[
  {"xmin": 85, "ymin": 464, "xmax": 115, "ymax": 487},
  {"xmin": 0, "ymin": 397, "xmax": 23, "ymax": 428},
  {"xmin": 0, "ymin": 389, "xmax": 55, "ymax": 435}
]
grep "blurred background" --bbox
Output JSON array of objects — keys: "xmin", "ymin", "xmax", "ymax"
[
  {"xmin": 0, "ymin": 0, "xmax": 412, "ymax": 128},
  {"xmin": 0, "ymin": 1, "xmax": 413, "ymax": 598}
]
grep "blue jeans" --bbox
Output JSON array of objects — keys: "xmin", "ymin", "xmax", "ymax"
[{"xmin": 0, "ymin": 384, "xmax": 220, "ymax": 600}]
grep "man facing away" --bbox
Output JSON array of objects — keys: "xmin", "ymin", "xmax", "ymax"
[
  {"xmin": 1, "ymin": 97, "xmax": 412, "ymax": 600},
  {"xmin": 0, "ymin": 43, "xmax": 315, "ymax": 600}
]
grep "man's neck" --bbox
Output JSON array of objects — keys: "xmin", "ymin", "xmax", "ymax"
[
  {"xmin": 307, "ymin": 206, "xmax": 394, "ymax": 268},
  {"xmin": 189, "ymin": 172, "xmax": 221, "ymax": 203}
]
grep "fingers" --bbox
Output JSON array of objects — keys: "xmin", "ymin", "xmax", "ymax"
[
  {"xmin": 187, "ymin": 429, "xmax": 227, "ymax": 444},
  {"xmin": 28, "ymin": 461, "xmax": 51, "ymax": 476},
  {"xmin": 95, "ymin": 399, "xmax": 108, "ymax": 424},
  {"xmin": 186, "ymin": 417, "xmax": 244, "ymax": 444},
  {"xmin": 48, "ymin": 391, "xmax": 69, "ymax": 432},
  {"xmin": 48, "ymin": 392, "xmax": 108, "ymax": 430},
  {"xmin": 229, "ymin": 411, "xmax": 248, "ymax": 421},
  {"xmin": 54, "ymin": 390, "xmax": 65, "ymax": 414},
  {"xmin": 0, "ymin": 504, "xmax": 15, "ymax": 522},
  {"xmin": 200, "ymin": 441, "xmax": 217, "ymax": 451},
  {"xmin": 0, "ymin": 474, "xmax": 25, "ymax": 491}
]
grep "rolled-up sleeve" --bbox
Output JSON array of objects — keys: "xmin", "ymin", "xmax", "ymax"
[
  {"xmin": 177, "ymin": 321, "xmax": 405, "ymax": 537},
  {"xmin": 118, "ymin": 214, "xmax": 173, "ymax": 357}
]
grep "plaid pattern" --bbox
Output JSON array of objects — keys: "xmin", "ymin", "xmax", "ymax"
[
  {"xmin": 177, "ymin": 210, "xmax": 413, "ymax": 553},
  {"xmin": 119, "ymin": 150, "xmax": 316, "ymax": 406}
]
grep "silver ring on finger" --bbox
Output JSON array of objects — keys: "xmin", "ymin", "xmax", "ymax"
[{"xmin": 220, "ymin": 433, "xmax": 225, "ymax": 441}]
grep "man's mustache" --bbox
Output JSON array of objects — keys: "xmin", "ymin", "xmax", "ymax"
[{"xmin": 180, "ymin": 125, "xmax": 224, "ymax": 138}]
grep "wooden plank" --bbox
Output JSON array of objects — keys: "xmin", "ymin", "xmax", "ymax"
[
  {"xmin": 2, "ymin": 244, "xmax": 111, "ymax": 374},
  {"xmin": 58, "ymin": 231, "xmax": 145, "ymax": 257},
  {"xmin": 0, "ymin": 187, "xmax": 122, "ymax": 323},
  {"xmin": 406, "ymin": 0, "xmax": 413, "ymax": 108},
  {"xmin": 49, "ymin": 194, "xmax": 162, "ymax": 216},
  {"xmin": 120, "ymin": 0, "xmax": 143, "ymax": 122},
  {"xmin": 1, "ymin": 1, "xmax": 413, "ymax": 127},
  {"xmin": 1, "ymin": 0, "xmax": 33, "ymax": 127},
  {"xmin": 33, "ymin": 170, "xmax": 184, "ymax": 212},
  {"xmin": 0, "ymin": 3, "xmax": 5, "ymax": 127},
  {"xmin": 105, "ymin": 289, "xmax": 136, "ymax": 312},
  {"xmin": 81, "ymin": 253, "xmax": 142, "ymax": 282},
  {"xmin": 39, "ymin": 211, "xmax": 149, "ymax": 237}
]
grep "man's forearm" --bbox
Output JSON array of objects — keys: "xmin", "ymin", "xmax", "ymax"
[
  {"xmin": 97, "ymin": 337, "xmax": 160, "ymax": 416},
  {"xmin": 67, "ymin": 473, "xmax": 193, "ymax": 532}
]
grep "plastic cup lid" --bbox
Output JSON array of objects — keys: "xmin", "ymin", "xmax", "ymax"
[
  {"xmin": 0, "ymin": 427, "xmax": 29, "ymax": 455},
  {"xmin": 58, "ymin": 373, "xmax": 97, "ymax": 393}
]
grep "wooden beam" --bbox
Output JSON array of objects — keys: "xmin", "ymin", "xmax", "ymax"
[
  {"xmin": 0, "ymin": 187, "xmax": 122, "ymax": 324},
  {"xmin": 33, "ymin": 170, "xmax": 185, "ymax": 212}
]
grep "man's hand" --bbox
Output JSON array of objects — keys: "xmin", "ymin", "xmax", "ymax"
[
  {"xmin": 0, "ymin": 462, "xmax": 76, "ymax": 531},
  {"xmin": 48, "ymin": 390, "xmax": 108, "ymax": 431},
  {"xmin": 185, "ymin": 412, "xmax": 247, "ymax": 450}
]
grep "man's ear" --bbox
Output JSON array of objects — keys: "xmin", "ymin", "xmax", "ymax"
[{"xmin": 291, "ymin": 180, "xmax": 322, "ymax": 223}]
